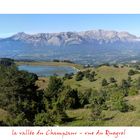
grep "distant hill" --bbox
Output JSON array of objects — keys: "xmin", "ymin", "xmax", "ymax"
[{"xmin": 0, "ymin": 29, "xmax": 140, "ymax": 65}]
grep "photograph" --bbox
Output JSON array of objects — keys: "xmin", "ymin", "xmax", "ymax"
[{"xmin": 0, "ymin": 14, "xmax": 140, "ymax": 127}]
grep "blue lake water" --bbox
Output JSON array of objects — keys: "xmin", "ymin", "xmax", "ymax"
[{"xmin": 18, "ymin": 65, "xmax": 77, "ymax": 77}]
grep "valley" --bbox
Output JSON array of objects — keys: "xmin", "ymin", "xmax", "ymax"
[{"xmin": 1, "ymin": 29, "xmax": 140, "ymax": 126}]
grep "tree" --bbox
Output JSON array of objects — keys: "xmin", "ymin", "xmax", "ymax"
[
  {"xmin": 88, "ymin": 71, "xmax": 96, "ymax": 82},
  {"xmin": 53, "ymin": 59, "xmax": 60, "ymax": 62},
  {"xmin": 127, "ymin": 76, "xmax": 132, "ymax": 85},
  {"xmin": 34, "ymin": 101, "xmax": 67, "ymax": 126},
  {"xmin": 75, "ymin": 71, "xmax": 84, "ymax": 81},
  {"xmin": 109, "ymin": 77, "xmax": 116, "ymax": 83},
  {"xmin": 121, "ymin": 79, "xmax": 130, "ymax": 96},
  {"xmin": 90, "ymin": 96, "xmax": 105, "ymax": 121},
  {"xmin": 108, "ymin": 90, "xmax": 133, "ymax": 112},
  {"xmin": 0, "ymin": 65, "xmax": 40, "ymax": 125},
  {"xmin": 0, "ymin": 120, "xmax": 8, "ymax": 126},
  {"xmin": 84, "ymin": 70, "xmax": 91, "ymax": 78},
  {"xmin": 91, "ymin": 103, "xmax": 102, "ymax": 121},
  {"xmin": 128, "ymin": 69, "xmax": 136, "ymax": 76},
  {"xmin": 63, "ymin": 73, "xmax": 73, "ymax": 80},
  {"xmin": 78, "ymin": 88, "xmax": 92, "ymax": 107},
  {"xmin": 102, "ymin": 79, "xmax": 108, "ymax": 86},
  {"xmin": 135, "ymin": 65, "xmax": 140, "ymax": 70},
  {"xmin": 42, "ymin": 76, "xmax": 67, "ymax": 126},
  {"xmin": 0, "ymin": 58, "xmax": 14, "ymax": 66},
  {"xmin": 136, "ymin": 77, "xmax": 140, "ymax": 90},
  {"xmin": 59, "ymin": 86, "xmax": 80, "ymax": 109},
  {"xmin": 84, "ymin": 70, "xmax": 96, "ymax": 82},
  {"xmin": 34, "ymin": 112, "xmax": 53, "ymax": 126},
  {"xmin": 90, "ymin": 89, "xmax": 108, "ymax": 121},
  {"xmin": 45, "ymin": 76, "xmax": 63, "ymax": 99}
]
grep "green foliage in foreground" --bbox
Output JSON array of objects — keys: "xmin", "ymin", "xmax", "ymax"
[
  {"xmin": 0, "ymin": 59, "xmax": 68, "ymax": 126},
  {"xmin": 0, "ymin": 63, "xmax": 41, "ymax": 125}
]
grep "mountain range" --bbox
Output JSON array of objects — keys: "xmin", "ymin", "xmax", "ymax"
[{"xmin": 0, "ymin": 29, "xmax": 140, "ymax": 65}]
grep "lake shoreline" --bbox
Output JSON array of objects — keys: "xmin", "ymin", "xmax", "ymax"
[
  {"xmin": 16, "ymin": 61, "xmax": 83, "ymax": 71},
  {"xmin": 17, "ymin": 61, "xmax": 82, "ymax": 77}
]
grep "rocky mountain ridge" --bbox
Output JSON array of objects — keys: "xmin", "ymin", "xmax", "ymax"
[{"xmin": 2, "ymin": 29, "xmax": 139, "ymax": 47}]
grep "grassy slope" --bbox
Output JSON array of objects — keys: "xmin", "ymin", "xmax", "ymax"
[
  {"xmin": 37, "ymin": 65, "xmax": 133, "ymax": 90},
  {"xmin": 34, "ymin": 64, "xmax": 140, "ymax": 126},
  {"xmin": 64, "ymin": 66, "xmax": 138, "ymax": 91},
  {"xmin": 64, "ymin": 66, "xmax": 140, "ymax": 126},
  {"xmin": 65, "ymin": 94, "xmax": 140, "ymax": 126}
]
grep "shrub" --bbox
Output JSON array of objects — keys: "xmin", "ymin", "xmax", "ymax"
[
  {"xmin": 110, "ymin": 77, "xmax": 116, "ymax": 83},
  {"xmin": 102, "ymin": 79, "xmax": 108, "ymax": 86},
  {"xmin": 59, "ymin": 87, "xmax": 80, "ymax": 109},
  {"xmin": 75, "ymin": 71, "xmax": 84, "ymax": 81},
  {"xmin": 63, "ymin": 73, "xmax": 73, "ymax": 80},
  {"xmin": 128, "ymin": 87, "xmax": 139, "ymax": 96},
  {"xmin": 108, "ymin": 90, "xmax": 134, "ymax": 112},
  {"xmin": 128, "ymin": 69, "xmax": 137, "ymax": 76}
]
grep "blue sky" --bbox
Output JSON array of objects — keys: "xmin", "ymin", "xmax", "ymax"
[{"xmin": 0, "ymin": 14, "xmax": 140, "ymax": 37}]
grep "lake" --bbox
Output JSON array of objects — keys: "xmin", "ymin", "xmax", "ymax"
[{"xmin": 18, "ymin": 65, "xmax": 78, "ymax": 77}]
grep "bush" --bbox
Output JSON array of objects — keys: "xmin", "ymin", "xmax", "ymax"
[
  {"xmin": 117, "ymin": 100, "xmax": 130, "ymax": 112},
  {"xmin": 63, "ymin": 73, "xmax": 73, "ymax": 80},
  {"xmin": 83, "ymin": 70, "xmax": 96, "ymax": 82},
  {"xmin": 128, "ymin": 69, "xmax": 137, "ymax": 76},
  {"xmin": 75, "ymin": 71, "xmax": 84, "ymax": 81},
  {"xmin": 84, "ymin": 70, "xmax": 90, "ymax": 78},
  {"xmin": 102, "ymin": 79, "xmax": 108, "ymax": 86},
  {"xmin": 84, "ymin": 104, "xmax": 92, "ymax": 109},
  {"xmin": 128, "ymin": 87, "xmax": 139, "ymax": 96},
  {"xmin": 45, "ymin": 76, "xmax": 63, "ymax": 99},
  {"xmin": 88, "ymin": 71, "xmax": 96, "ymax": 82},
  {"xmin": 8, "ymin": 113, "xmax": 31, "ymax": 126},
  {"xmin": 110, "ymin": 77, "xmax": 116, "ymax": 83},
  {"xmin": 79, "ymin": 89, "xmax": 92, "ymax": 107},
  {"xmin": 121, "ymin": 79, "xmax": 130, "ymax": 96},
  {"xmin": 59, "ymin": 87, "xmax": 80, "ymax": 109},
  {"xmin": 108, "ymin": 90, "xmax": 134, "ymax": 112},
  {"xmin": 90, "ymin": 97, "xmax": 105, "ymax": 121},
  {"xmin": 136, "ymin": 77, "xmax": 140, "ymax": 89},
  {"xmin": 91, "ymin": 104, "xmax": 102, "ymax": 121},
  {"xmin": 35, "ymin": 101, "xmax": 67, "ymax": 126},
  {"xmin": 53, "ymin": 59, "xmax": 60, "ymax": 62},
  {"xmin": 34, "ymin": 112, "xmax": 53, "ymax": 126}
]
